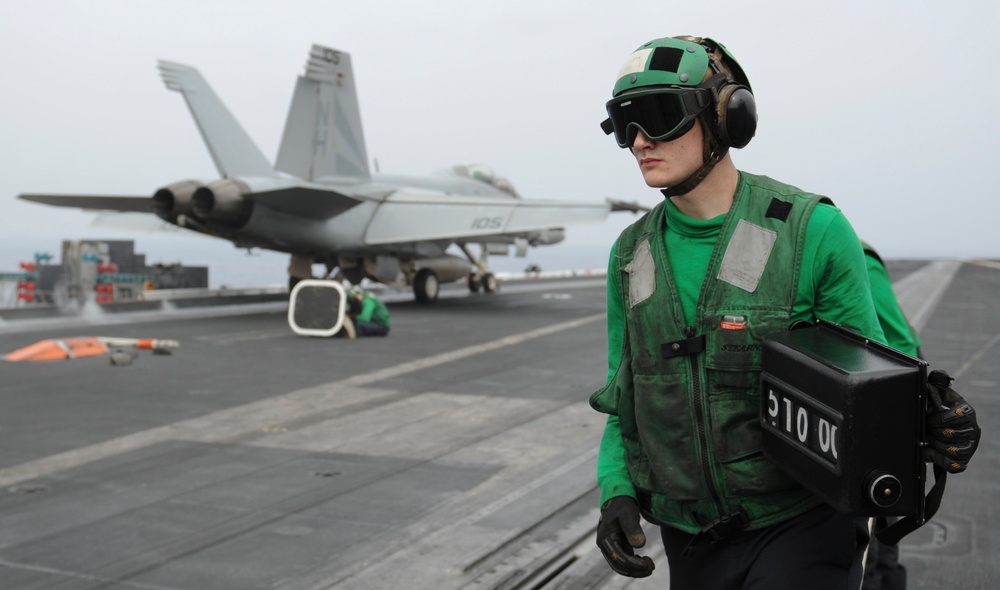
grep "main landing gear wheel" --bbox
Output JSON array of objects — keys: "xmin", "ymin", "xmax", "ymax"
[
  {"xmin": 467, "ymin": 274, "xmax": 481, "ymax": 293},
  {"xmin": 481, "ymin": 272, "xmax": 498, "ymax": 293},
  {"xmin": 414, "ymin": 268, "xmax": 440, "ymax": 303}
]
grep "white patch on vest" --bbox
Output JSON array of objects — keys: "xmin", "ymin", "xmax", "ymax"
[
  {"xmin": 617, "ymin": 48, "xmax": 653, "ymax": 79},
  {"xmin": 717, "ymin": 220, "xmax": 777, "ymax": 293},
  {"xmin": 625, "ymin": 238, "xmax": 656, "ymax": 307}
]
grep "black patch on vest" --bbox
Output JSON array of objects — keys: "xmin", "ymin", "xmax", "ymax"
[
  {"xmin": 765, "ymin": 198, "xmax": 793, "ymax": 222},
  {"xmin": 650, "ymin": 47, "xmax": 684, "ymax": 73}
]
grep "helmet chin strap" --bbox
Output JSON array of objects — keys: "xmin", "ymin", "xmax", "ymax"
[
  {"xmin": 660, "ymin": 114, "xmax": 728, "ymax": 198},
  {"xmin": 659, "ymin": 151, "xmax": 723, "ymax": 197}
]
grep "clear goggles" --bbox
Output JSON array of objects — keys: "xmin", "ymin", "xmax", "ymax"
[{"xmin": 601, "ymin": 87, "xmax": 712, "ymax": 148}]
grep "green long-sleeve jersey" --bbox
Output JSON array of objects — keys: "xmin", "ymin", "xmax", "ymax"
[
  {"xmin": 357, "ymin": 294, "xmax": 392, "ymax": 328},
  {"xmin": 864, "ymin": 249, "xmax": 921, "ymax": 357}
]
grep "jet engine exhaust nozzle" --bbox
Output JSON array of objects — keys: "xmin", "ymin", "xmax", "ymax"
[
  {"xmin": 191, "ymin": 179, "xmax": 253, "ymax": 228},
  {"xmin": 152, "ymin": 180, "xmax": 203, "ymax": 222}
]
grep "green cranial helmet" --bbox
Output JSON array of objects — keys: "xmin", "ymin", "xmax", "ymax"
[
  {"xmin": 602, "ymin": 36, "xmax": 757, "ymax": 196},
  {"xmin": 610, "ymin": 37, "xmax": 713, "ymax": 96}
]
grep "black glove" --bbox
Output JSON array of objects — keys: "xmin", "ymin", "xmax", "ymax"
[
  {"xmin": 925, "ymin": 369, "xmax": 981, "ymax": 473},
  {"xmin": 596, "ymin": 496, "xmax": 655, "ymax": 578}
]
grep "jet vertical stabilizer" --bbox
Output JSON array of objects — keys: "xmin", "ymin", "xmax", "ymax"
[
  {"xmin": 275, "ymin": 46, "xmax": 371, "ymax": 182},
  {"xmin": 157, "ymin": 61, "xmax": 275, "ymax": 179}
]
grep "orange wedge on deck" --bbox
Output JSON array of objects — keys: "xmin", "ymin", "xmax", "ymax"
[
  {"xmin": 3, "ymin": 337, "xmax": 108, "ymax": 362},
  {"xmin": 3, "ymin": 337, "xmax": 179, "ymax": 362}
]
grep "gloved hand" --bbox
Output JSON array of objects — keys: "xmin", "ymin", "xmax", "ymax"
[
  {"xmin": 596, "ymin": 496, "xmax": 655, "ymax": 578},
  {"xmin": 925, "ymin": 369, "xmax": 981, "ymax": 473}
]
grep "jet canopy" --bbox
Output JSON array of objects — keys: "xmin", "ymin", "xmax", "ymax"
[{"xmin": 449, "ymin": 164, "xmax": 520, "ymax": 198}]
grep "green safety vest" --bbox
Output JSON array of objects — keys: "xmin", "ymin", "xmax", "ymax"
[{"xmin": 591, "ymin": 174, "xmax": 832, "ymax": 532}]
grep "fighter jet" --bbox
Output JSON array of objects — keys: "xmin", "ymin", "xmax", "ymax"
[{"xmin": 19, "ymin": 44, "xmax": 640, "ymax": 302}]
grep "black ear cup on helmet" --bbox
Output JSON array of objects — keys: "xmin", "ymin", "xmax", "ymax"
[
  {"xmin": 693, "ymin": 37, "xmax": 757, "ymax": 150},
  {"xmin": 715, "ymin": 84, "xmax": 757, "ymax": 149}
]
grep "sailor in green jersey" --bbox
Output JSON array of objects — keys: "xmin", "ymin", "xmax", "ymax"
[
  {"xmin": 592, "ymin": 35, "xmax": 979, "ymax": 589},
  {"xmin": 592, "ymin": 36, "xmax": 886, "ymax": 589},
  {"xmin": 348, "ymin": 286, "xmax": 392, "ymax": 337}
]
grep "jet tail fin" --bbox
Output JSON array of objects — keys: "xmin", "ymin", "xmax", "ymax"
[
  {"xmin": 275, "ymin": 45, "xmax": 371, "ymax": 182},
  {"xmin": 157, "ymin": 61, "xmax": 275, "ymax": 179}
]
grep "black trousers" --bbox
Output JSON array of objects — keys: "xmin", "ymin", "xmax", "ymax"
[
  {"xmin": 659, "ymin": 505, "xmax": 869, "ymax": 590},
  {"xmin": 355, "ymin": 320, "xmax": 390, "ymax": 337},
  {"xmin": 862, "ymin": 517, "xmax": 907, "ymax": 590}
]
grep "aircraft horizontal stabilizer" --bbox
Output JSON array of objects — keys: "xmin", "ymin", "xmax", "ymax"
[
  {"xmin": 18, "ymin": 194, "xmax": 152, "ymax": 213},
  {"xmin": 249, "ymin": 187, "xmax": 363, "ymax": 220}
]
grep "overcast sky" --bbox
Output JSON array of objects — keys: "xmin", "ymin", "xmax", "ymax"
[{"xmin": 1, "ymin": 0, "xmax": 997, "ymax": 286}]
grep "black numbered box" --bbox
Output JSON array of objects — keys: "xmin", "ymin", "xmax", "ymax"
[{"xmin": 759, "ymin": 320, "xmax": 928, "ymax": 520}]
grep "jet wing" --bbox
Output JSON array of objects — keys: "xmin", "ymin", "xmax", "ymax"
[
  {"xmin": 363, "ymin": 190, "xmax": 612, "ymax": 245},
  {"xmin": 18, "ymin": 194, "xmax": 153, "ymax": 213}
]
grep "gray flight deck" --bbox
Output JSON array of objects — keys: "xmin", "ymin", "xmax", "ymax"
[{"xmin": 0, "ymin": 263, "xmax": 997, "ymax": 589}]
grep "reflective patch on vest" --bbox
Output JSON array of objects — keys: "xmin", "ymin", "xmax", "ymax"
[
  {"xmin": 625, "ymin": 238, "xmax": 656, "ymax": 307},
  {"xmin": 717, "ymin": 220, "xmax": 777, "ymax": 293}
]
